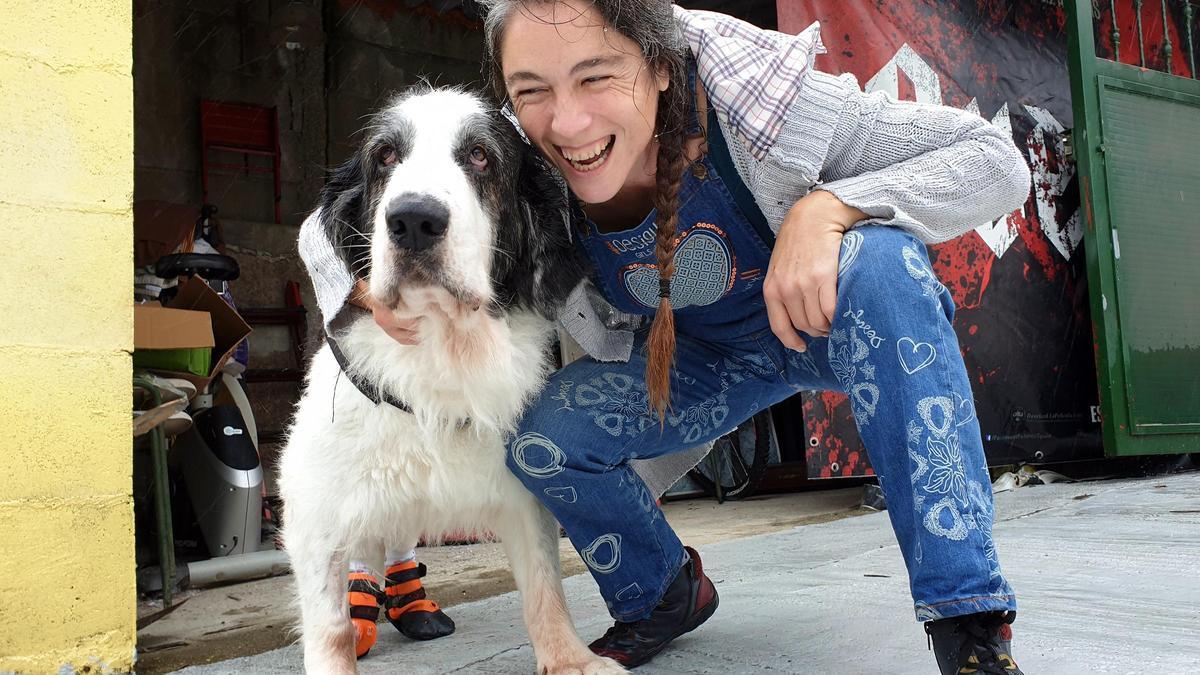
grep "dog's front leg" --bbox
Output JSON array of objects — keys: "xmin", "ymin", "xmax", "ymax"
[
  {"xmin": 286, "ymin": 520, "xmax": 358, "ymax": 675},
  {"xmin": 495, "ymin": 492, "xmax": 627, "ymax": 675}
]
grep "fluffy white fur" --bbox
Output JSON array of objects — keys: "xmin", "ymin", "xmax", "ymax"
[{"xmin": 279, "ymin": 90, "xmax": 624, "ymax": 675}]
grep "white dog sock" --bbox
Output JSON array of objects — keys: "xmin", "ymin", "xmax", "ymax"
[{"xmin": 385, "ymin": 548, "xmax": 417, "ymax": 567}]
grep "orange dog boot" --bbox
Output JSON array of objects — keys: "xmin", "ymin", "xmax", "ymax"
[
  {"xmin": 347, "ymin": 572, "xmax": 382, "ymax": 658},
  {"xmin": 384, "ymin": 561, "xmax": 455, "ymax": 640}
]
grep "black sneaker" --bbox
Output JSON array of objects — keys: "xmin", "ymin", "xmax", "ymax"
[
  {"xmin": 588, "ymin": 546, "xmax": 718, "ymax": 668},
  {"xmin": 925, "ymin": 611, "xmax": 1024, "ymax": 674}
]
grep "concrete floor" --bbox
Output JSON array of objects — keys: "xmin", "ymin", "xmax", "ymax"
[
  {"xmin": 152, "ymin": 471, "xmax": 1200, "ymax": 674},
  {"xmin": 136, "ymin": 487, "xmax": 867, "ymax": 673}
]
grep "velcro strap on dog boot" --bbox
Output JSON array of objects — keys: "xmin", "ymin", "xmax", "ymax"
[
  {"xmin": 347, "ymin": 573, "xmax": 382, "ymax": 658},
  {"xmin": 384, "ymin": 561, "xmax": 456, "ymax": 641}
]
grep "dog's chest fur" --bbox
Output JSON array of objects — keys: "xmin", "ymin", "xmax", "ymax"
[{"xmin": 279, "ymin": 309, "xmax": 555, "ymax": 540}]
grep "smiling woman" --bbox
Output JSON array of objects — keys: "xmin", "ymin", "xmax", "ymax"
[{"xmin": 473, "ymin": 1, "xmax": 1032, "ymax": 672}]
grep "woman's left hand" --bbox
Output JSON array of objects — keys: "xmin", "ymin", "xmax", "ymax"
[{"xmin": 764, "ymin": 190, "xmax": 867, "ymax": 352}]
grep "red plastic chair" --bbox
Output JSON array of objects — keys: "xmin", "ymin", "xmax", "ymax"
[{"xmin": 200, "ymin": 100, "xmax": 282, "ymax": 223}]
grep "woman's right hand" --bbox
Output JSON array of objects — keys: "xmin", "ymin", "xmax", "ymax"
[{"xmin": 349, "ymin": 279, "xmax": 422, "ymax": 345}]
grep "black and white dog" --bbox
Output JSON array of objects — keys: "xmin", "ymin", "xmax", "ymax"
[{"xmin": 279, "ymin": 87, "xmax": 623, "ymax": 674}]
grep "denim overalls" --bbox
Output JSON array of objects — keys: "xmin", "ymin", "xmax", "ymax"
[{"xmin": 506, "ymin": 70, "xmax": 1016, "ymax": 624}]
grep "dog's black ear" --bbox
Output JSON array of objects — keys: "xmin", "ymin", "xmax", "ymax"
[
  {"xmin": 501, "ymin": 136, "xmax": 591, "ymax": 318},
  {"xmin": 318, "ymin": 152, "xmax": 371, "ymax": 275}
]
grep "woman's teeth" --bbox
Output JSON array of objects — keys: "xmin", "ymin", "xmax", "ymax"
[{"xmin": 561, "ymin": 137, "xmax": 613, "ymax": 172}]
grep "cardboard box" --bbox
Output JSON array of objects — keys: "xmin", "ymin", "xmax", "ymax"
[
  {"xmin": 151, "ymin": 277, "xmax": 252, "ymax": 391},
  {"xmin": 134, "ymin": 304, "xmax": 215, "ymax": 375},
  {"xmin": 134, "ymin": 305, "xmax": 215, "ymax": 350}
]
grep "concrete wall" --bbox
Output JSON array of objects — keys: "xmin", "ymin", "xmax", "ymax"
[
  {"xmin": 0, "ymin": 2, "xmax": 136, "ymax": 673},
  {"xmin": 325, "ymin": 1, "xmax": 484, "ymax": 164},
  {"xmin": 133, "ymin": 0, "xmax": 327, "ymax": 227}
]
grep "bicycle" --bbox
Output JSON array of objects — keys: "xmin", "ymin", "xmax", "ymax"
[{"xmin": 688, "ymin": 409, "xmax": 773, "ymax": 503}]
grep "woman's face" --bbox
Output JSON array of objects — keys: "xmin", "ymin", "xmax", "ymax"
[{"xmin": 499, "ymin": 0, "xmax": 668, "ymax": 206}]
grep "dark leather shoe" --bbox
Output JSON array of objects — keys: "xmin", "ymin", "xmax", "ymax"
[
  {"xmin": 926, "ymin": 611, "xmax": 1023, "ymax": 674},
  {"xmin": 588, "ymin": 546, "xmax": 718, "ymax": 668}
]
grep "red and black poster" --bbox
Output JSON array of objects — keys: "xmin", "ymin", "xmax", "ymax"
[{"xmin": 772, "ymin": 0, "xmax": 1104, "ymax": 477}]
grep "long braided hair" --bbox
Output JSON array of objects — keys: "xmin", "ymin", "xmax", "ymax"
[{"xmin": 480, "ymin": 0, "xmax": 692, "ymax": 421}]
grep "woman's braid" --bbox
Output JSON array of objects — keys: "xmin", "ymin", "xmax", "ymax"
[{"xmin": 644, "ymin": 92, "xmax": 689, "ymax": 422}]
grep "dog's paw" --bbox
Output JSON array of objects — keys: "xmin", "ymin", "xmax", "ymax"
[
  {"xmin": 583, "ymin": 656, "xmax": 628, "ymax": 675},
  {"xmin": 540, "ymin": 655, "xmax": 628, "ymax": 675}
]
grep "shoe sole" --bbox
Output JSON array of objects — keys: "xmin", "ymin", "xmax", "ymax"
[
  {"xmin": 622, "ymin": 592, "xmax": 720, "ymax": 669},
  {"xmin": 392, "ymin": 613, "xmax": 456, "ymax": 641}
]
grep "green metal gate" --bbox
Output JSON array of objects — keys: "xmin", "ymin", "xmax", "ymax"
[{"xmin": 1066, "ymin": 0, "xmax": 1200, "ymax": 456}]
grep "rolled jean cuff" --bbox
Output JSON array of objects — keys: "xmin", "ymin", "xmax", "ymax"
[
  {"xmin": 609, "ymin": 549, "xmax": 691, "ymax": 622},
  {"xmin": 914, "ymin": 593, "xmax": 1017, "ymax": 622}
]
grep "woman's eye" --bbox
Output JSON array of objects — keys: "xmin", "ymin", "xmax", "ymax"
[
  {"xmin": 583, "ymin": 75, "xmax": 610, "ymax": 85},
  {"xmin": 469, "ymin": 146, "xmax": 489, "ymax": 169},
  {"xmin": 377, "ymin": 145, "xmax": 397, "ymax": 167},
  {"xmin": 515, "ymin": 87, "xmax": 547, "ymax": 100}
]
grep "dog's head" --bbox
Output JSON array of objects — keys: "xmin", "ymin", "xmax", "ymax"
[{"xmin": 318, "ymin": 86, "xmax": 586, "ymax": 324}]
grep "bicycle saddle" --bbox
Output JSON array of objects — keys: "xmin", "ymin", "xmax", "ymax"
[{"xmin": 155, "ymin": 253, "xmax": 240, "ymax": 281}]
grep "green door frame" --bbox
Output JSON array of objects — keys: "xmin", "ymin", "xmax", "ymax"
[{"xmin": 1065, "ymin": 0, "xmax": 1200, "ymax": 456}]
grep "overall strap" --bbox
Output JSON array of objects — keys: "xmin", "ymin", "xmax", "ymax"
[{"xmin": 703, "ymin": 105, "xmax": 776, "ymax": 248}]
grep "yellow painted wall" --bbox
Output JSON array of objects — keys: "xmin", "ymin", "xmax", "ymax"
[{"xmin": 0, "ymin": 1, "xmax": 135, "ymax": 673}]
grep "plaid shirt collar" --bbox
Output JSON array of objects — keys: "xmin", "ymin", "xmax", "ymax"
[{"xmin": 674, "ymin": 6, "xmax": 825, "ymax": 161}]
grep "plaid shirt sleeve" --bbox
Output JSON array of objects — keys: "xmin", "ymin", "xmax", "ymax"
[{"xmin": 673, "ymin": 6, "xmax": 826, "ymax": 162}]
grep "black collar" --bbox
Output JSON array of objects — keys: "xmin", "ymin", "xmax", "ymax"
[
  {"xmin": 325, "ymin": 331, "xmax": 413, "ymax": 413},
  {"xmin": 325, "ymin": 331, "xmax": 472, "ymax": 428}
]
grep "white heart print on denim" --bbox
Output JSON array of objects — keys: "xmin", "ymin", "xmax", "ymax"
[{"xmin": 623, "ymin": 223, "xmax": 735, "ymax": 309}]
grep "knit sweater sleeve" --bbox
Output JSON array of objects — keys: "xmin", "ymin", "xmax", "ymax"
[
  {"xmin": 298, "ymin": 207, "xmax": 355, "ymax": 332},
  {"xmin": 813, "ymin": 71, "xmax": 1031, "ymax": 243},
  {"xmin": 731, "ymin": 69, "xmax": 1031, "ymax": 244}
]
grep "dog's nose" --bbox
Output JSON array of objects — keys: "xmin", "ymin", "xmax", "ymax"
[{"xmin": 386, "ymin": 194, "xmax": 449, "ymax": 252}]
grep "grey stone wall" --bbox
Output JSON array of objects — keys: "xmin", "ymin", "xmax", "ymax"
[
  {"xmin": 324, "ymin": 2, "xmax": 484, "ymax": 165},
  {"xmin": 134, "ymin": 0, "xmax": 327, "ymax": 227}
]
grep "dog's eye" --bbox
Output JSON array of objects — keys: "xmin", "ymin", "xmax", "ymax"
[
  {"xmin": 377, "ymin": 145, "xmax": 397, "ymax": 167},
  {"xmin": 469, "ymin": 145, "xmax": 489, "ymax": 170}
]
